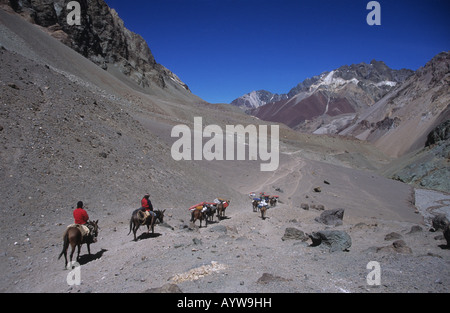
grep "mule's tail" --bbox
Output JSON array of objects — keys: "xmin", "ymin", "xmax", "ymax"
[
  {"xmin": 128, "ymin": 217, "xmax": 134, "ymax": 236},
  {"xmin": 58, "ymin": 230, "xmax": 69, "ymax": 260}
]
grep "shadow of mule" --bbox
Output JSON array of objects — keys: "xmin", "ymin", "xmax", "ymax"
[
  {"xmin": 136, "ymin": 232, "xmax": 162, "ymax": 241},
  {"xmin": 78, "ymin": 248, "xmax": 108, "ymax": 265}
]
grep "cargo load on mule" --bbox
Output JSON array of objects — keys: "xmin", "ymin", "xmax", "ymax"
[
  {"xmin": 189, "ymin": 198, "xmax": 230, "ymax": 223},
  {"xmin": 215, "ymin": 198, "xmax": 230, "ymax": 220},
  {"xmin": 189, "ymin": 201, "xmax": 217, "ymax": 227},
  {"xmin": 250, "ymin": 192, "xmax": 279, "ymax": 211}
]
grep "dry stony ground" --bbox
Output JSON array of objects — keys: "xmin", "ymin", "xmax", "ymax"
[{"xmin": 1, "ymin": 152, "xmax": 449, "ymax": 294}]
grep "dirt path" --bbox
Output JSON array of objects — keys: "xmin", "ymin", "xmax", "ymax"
[{"xmin": 414, "ymin": 189, "xmax": 450, "ymax": 226}]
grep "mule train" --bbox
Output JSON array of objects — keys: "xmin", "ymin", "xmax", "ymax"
[
  {"xmin": 190, "ymin": 198, "xmax": 231, "ymax": 228},
  {"xmin": 250, "ymin": 192, "xmax": 279, "ymax": 220},
  {"xmin": 58, "ymin": 197, "xmax": 229, "ymax": 268}
]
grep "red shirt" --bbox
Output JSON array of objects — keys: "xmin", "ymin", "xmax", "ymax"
[
  {"xmin": 141, "ymin": 197, "xmax": 150, "ymax": 211},
  {"xmin": 73, "ymin": 208, "xmax": 89, "ymax": 225}
]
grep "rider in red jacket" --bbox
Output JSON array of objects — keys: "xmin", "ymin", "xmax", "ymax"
[
  {"xmin": 73, "ymin": 201, "xmax": 89, "ymax": 225},
  {"xmin": 140, "ymin": 194, "xmax": 154, "ymax": 223},
  {"xmin": 141, "ymin": 194, "xmax": 154, "ymax": 212},
  {"xmin": 72, "ymin": 201, "xmax": 90, "ymax": 237}
]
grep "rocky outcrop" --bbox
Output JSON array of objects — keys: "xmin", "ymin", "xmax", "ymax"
[
  {"xmin": 390, "ymin": 139, "xmax": 450, "ymax": 192},
  {"xmin": 308, "ymin": 230, "xmax": 352, "ymax": 252},
  {"xmin": 5, "ymin": 0, "xmax": 190, "ymax": 92},
  {"xmin": 432, "ymin": 214, "xmax": 450, "ymax": 231},
  {"xmin": 314, "ymin": 209, "xmax": 345, "ymax": 226},
  {"xmin": 341, "ymin": 52, "xmax": 450, "ymax": 156},
  {"xmin": 444, "ymin": 225, "xmax": 450, "ymax": 247},
  {"xmin": 256, "ymin": 273, "xmax": 292, "ymax": 284},
  {"xmin": 281, "ymin": 227, "xmax": 308, "ymax": 241},
  {"xmin": 388, "ymin": 109, "xmax": 450, "ymax": 193},
  {"xmin": 425, "ymin": 119, "xmax": 450, "ymax": 147},
  {"xmin": 376, "ymin": 239, "xmax": 412, "ymax": 254}
]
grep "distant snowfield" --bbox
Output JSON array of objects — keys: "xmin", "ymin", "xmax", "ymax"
[
  {"xmin": 309, "ymin": 70, "xmax": 360, "ymax": 92},
  {"xmin": 309, "ymin": 70, "xmax": 397, "ymax": 93},
  {"xmin": 415, "ymin": 188, "xmax": 450, "ymax": 226}
]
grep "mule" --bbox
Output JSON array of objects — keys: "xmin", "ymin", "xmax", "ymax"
[
  {"xmin": 269, "ymin": 196, "xmax": 278, "ymax": 207},
  {"xmin": 217, "ymin": 200, "xmax": 230, "ymax": 220},
  {"xmin": 252, "ymin": 199, "xmax": 260, "ymax": 212},
  {"xmin": 260, "ymin": 205, "xmax": 268, "ymax": 220},
  {"xmin": 128, "ymin": 209, "xmax": 165, "ymax": 241},
  {"xmin": 191, "ymin": 208, "xmax": 207, "ymax": 227},
  {"xmin": 58, "ymin": 220, "xmax": 99, "ymax": 269},
  {"xmin": 204, "ymin": 204, "xmax": 216, "ymax": 223}
]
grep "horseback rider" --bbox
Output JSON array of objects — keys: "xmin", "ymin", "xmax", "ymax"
[
  {"xmin": 73, "ymin": 201, "xmax": 91, "ymax": 238},
  {"xmin": 140, "ymin": 193, "xmax": 155, "ymax": 224}
]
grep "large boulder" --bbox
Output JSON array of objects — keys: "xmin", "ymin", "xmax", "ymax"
[
  {"xmin": 392, "ymin": 240, "xmax": 412, "ymax": 254},
  {"xmin": 282, "ymin": 227, "xmax": 309, "ymax": 241},
  {"xmin": 425, "ymin": 120, "xmax": 450, "ymax": 147},
  {"xmin": 444, "ymin": 224, "xmax": 450, "ymax": 247},
  {"xmin": 432, "ymin": 214, "xmax": 449, "ymax": 231},
  {"xmin": 314, "ymin": 208, "xmax": 345, "ymax": 226},
  {"xmin": 384, "ymin": 232, "xmax": 402, "ymax": 240},
  {"xmin": 256, "ymin": 273, "xmax": 292, "ymax": 285},
  {"xmin": 308, "ymin": 230, "xmax": 352, "ymax": 252},
  {"xmin": 376, "ymin": 239, "xmax": 412, "ymax": 254}
]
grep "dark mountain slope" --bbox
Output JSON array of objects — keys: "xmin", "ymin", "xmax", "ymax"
[{"xmin": 2, "ymin": 0, "xmax": 194, "ymax": 98}]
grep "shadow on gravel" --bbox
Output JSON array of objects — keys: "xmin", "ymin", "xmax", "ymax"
[
  {"xmin": 78, "ymin": 248, "xmax": 108, "ymax": 265},
  {"xmin": 136, "ymin": 232, "xmax": 162, "ymax": 241}
]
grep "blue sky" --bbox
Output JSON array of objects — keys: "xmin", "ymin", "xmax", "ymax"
[{"xmin": 104, "ymin": 0, "xmax": 450, "ymax": 104}]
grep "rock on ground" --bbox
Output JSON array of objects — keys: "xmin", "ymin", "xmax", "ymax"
[
  {"xmin": 314, "ymin": 209, "xmax": 345, "ymax": 226},
  {"xmin": 308, "ymin": 230, "xmax": 352, "ymax": 252}
]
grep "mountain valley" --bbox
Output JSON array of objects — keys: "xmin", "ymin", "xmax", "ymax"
[{"xmin": 0, "ymin": 1, "xmax": 449, "ymax": 294}]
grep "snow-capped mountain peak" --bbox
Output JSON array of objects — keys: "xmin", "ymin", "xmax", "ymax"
[{"xmin": 230, "ymin": 90, "xmax": 288, "ymax": 111}]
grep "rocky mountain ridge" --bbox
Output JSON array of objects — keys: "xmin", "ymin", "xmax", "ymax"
[
  {"xmin": 352, "ymin": 52, "xmax": 450, "ymax": 193},
  {"xmin": 339, "ymin": 51, "xmax": 450, "ymax": 157},
  {"xmin": 2, "ymin": 0, "xmax": 191, "ymax": 95},
  {"xmin": 230, "ymin": 52, "xmax": 450, "ymax": 192},
  {"xmin": 287, "ymin": 60, "xmax": 413, "ymax": 100},
  {"xmin": 231, "ymin": 60, "xmax": 413, "ymax": 125}
]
